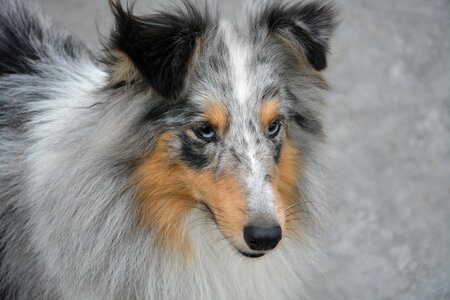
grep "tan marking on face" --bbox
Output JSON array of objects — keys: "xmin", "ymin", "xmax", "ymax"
[
  {"xmin": 259, "ymin": 100, "xmax": 280, "ymax": 128},
  {"xmin": 203, "ymin": 103, "xmax": 228, "ymax": 133},
  {"xmin": 272, "ymin": 139, "xmax": 300, "ymax": 232},
  {"xmin": 134, "ymin": 133, "xmax": 195, "ymax": 255},
  {"xmin": 185, "ymin": 169, "xmax": 247, "ymax": 239},
  {"xmin": 134, "ymin": 132, "xmax": 247, "ymax": 255}
]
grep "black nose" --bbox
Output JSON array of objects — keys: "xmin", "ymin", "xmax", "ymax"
[{"xmin": 243, "ymin": 225, "xmax": 282, "ymax": 251}]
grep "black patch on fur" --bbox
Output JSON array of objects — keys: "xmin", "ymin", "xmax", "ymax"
[
  {"xmin": 107, "ymin": 0, "xmax": 211, "ymax": 99},
  {"xmin": 109, "ymin": 80, "xmax": 127, "ymax": 89},
  {"xmin": 291, "ymin": 112, "xmax": 323, "ymax": 136},
  {"xmin": 179, "ymin": 132, "xmax": 212, "ymax": 169},
  {"xmin": 285, "ymin": 89, "xmax": 323, "ymax": 136},
  {"xmin": 144, "ymin": 100, "xmax": 186, "ymax": 122},
  {"xmin": 248, "ymin": 120, "xmax": 257, "ymax": 132},
  {"xmin": 274, "ymin": 141, "xmax": 283, "ymax": 163},
  {"xmin": 0, "ymin": 2, "xmax": 94, "ymax": 76},
  {"xmin": 141, "ymin": 98, "xmax": 203, "ymax": 129},
  {"xmin": 261, "ymin": 84, "xmax": 280, "ymax": 101},
  {"xmin": 257, "ymin": 1, "xmax": 337, "ymax": 70},
  {"xmin": 0, "ymin": 18, "xmax": 41, "ymax": 75}
]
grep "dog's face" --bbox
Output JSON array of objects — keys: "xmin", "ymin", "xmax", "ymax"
[{"xmin": 105, "ymin": 1, "xmax": 336, "ymax": 257}]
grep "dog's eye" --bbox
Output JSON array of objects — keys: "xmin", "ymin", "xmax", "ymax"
[
  {"xmin": 193, "ymin": 124, "xmax": 217, "ymax": 142},
  {"xmin": 267, "ymin": 120, "xmax": 281, "ymax": 138}
]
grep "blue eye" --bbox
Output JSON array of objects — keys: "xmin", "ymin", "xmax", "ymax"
[
  {"xmin": 193, "ymin": 124, "xmax": 217, "ymax": 142},
  {"xmin": 268, "ymin": 120, "xmax": 281, "ymax": 138}
]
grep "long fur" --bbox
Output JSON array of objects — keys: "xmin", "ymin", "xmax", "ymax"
[{"xmin": 0, "ymin": 0, "xmax": 337, "ymax": 299}]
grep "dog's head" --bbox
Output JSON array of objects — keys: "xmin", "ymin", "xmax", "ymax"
[{"xmin": 104, "ymin": 0, "xmax": 336, "ymax": 258}]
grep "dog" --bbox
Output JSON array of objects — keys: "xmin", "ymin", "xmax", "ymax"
[{"xmin": 0, "ymin": 0, "xmax": 337, "ymax": 298}]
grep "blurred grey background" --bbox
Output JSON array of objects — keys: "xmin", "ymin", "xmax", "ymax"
[{"xmin": 34, "ymin": 0, "xmax": 450, "ymax": 299}]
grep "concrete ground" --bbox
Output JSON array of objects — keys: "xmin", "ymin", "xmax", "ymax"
[{"xmin": 34, "ymin": 0, "xmax": 450, "ymax": 299}]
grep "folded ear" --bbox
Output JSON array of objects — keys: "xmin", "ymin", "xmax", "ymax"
[
  {"xmin": 256, "ymin": 1, "xmax": 337, "ymax": 71},
  {"xmin": 105, "ymin": 0, "xmax": 210, "ymax": 99}
]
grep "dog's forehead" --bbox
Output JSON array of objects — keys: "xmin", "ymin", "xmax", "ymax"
[{"xmin": 190, "ymin": 22, "xmax": 284, "ymax": 117}]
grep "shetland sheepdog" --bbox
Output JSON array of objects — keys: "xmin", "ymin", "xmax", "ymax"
[{"xmin": 0, "ymin": 0, "xmax": 337, "ymax": 298}]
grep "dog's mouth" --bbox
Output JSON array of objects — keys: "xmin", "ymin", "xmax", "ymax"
[
  {"xmin": 201, "ymin": 203, "xmax": 271, "ymax": 259},
  {"xmin": 239, "ymin": 251, "xmax": 265, "ymax": 258}
]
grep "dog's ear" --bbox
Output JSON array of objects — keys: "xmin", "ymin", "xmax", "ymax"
[
  {"xmin": 105, "ymin": 0, "xmax": 210, "ymax": 99},
  {"xmin": 256, "ymin": 1, "xmax": 337, "ymax": 71}
]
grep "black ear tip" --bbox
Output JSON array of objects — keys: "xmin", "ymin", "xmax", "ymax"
[
  {"xmin": 109, "ymin": 0, "xmax": 133, "ymax": 22},
  {"xmin": 258, "ymin": 0, "xmax": 337, "ymax": 71},
  {"xmin": 108, "ymin": 0, "xmax": 122, "ymax": 15},
  {"xmin": 307, "ymin": 51, "xmax": 327, "ymax": 71}
]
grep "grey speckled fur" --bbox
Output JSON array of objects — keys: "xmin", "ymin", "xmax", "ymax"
[{"xmin": 0, "ymin": 0, "xmax": 336, "ymax": 298}]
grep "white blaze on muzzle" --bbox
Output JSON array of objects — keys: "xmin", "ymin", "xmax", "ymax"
[{"xmin": 242, "ymin": 153, "xmax": 279, "ymax": 226}]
